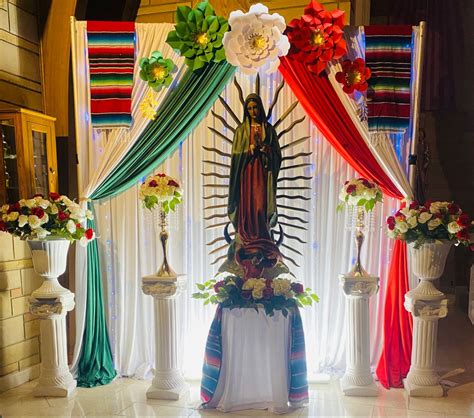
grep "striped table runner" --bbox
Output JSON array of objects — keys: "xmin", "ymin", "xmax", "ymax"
[
  {"xmin": 365, "ymin": 25, "xmax": 412, "ymax": 133},
  {"xmin": 87, "ymin": 21, "xmax": 135, "ymax": 129}
]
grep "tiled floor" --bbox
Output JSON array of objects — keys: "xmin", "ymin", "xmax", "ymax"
[{"xmin": 0, "ymin": 377, "xmax": 472, "ymax": 418}]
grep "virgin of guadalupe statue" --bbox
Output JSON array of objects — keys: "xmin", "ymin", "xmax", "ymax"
[{"xmin": 221, "ymin": 93, "xmax": 285, "ymax": 279}]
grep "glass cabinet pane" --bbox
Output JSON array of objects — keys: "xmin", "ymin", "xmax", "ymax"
[
  {"xmin": 32, "ymin": 130, "xmax": 49, "ymax": 196},
  {"xmin": 0, "ymin": 119, "xmax": 19, "ymax": 202}
]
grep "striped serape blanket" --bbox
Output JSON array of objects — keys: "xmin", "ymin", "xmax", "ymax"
[
  {"xmin": 201, "ymin": 306, "xmax": 309, "ymax": 406},
  {"xmin": 365, "ymin": 25, "xmax": 413, "ymax": 133},
  {"xmin": 87, "ymin": 21, "xmax": 135, "ymax": 128}
]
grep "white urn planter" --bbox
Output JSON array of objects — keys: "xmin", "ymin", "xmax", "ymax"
[
  {"xmin": 404, "ymin": 240, "xmax": 452, "ymax": 397},
  {"xmin": 27, "ymin": 238, "xmax": 76, "ymax": 397}
]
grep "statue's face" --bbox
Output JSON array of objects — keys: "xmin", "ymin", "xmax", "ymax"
[{"xmin": 246, "ymin": 101, "xmax": 260, "ymax": 121}]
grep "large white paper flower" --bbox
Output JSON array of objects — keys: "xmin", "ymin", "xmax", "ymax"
[{"xmin": 223, "ymin": 3, "xmax": 290, "ymax": 75}]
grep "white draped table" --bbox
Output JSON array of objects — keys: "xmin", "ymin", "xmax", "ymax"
[{"xmin": 206, "ymin": 308, "xmax": 292, "ymax": 414}]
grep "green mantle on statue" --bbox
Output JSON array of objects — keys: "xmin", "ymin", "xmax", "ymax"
[{"xmin": 227, "ymin": 118, "xmax": 282, "ymax": 230}]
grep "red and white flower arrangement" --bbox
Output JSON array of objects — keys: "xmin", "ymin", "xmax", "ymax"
[
  {"xmin": 139, "ymin": 173, "xmax": 182, "ymax": 213},
  {"xmin": 0, "ymin": 193, "xmax": 95, "ymax": 246},
  {"xmin": 387, "ymin": 200, "xmax": 474, "ymax": 249},
  {"xmin": 338, "ymin": 177, "xmax": 383, "ymax": 212},
  {"xmin": 286, "ymin": 0, "xmax": 347, "ymax": 74}
]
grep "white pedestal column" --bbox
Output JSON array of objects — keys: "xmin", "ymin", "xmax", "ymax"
[
  {"xmin": 403, "ymin": 286, "xmax": 447, "ymax": 397},
  {"xmin": 339, "ymin": 275, "xmax": 379, "ymax": 396},
  {"xmin": 29, "ymin": 291, "xmax": 76, "ymax": 397},
  {"xmin": 142, "ymin": 274, "xmax": 188, "ymax": 400}
]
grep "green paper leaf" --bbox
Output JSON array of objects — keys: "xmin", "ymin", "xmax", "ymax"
[
  {"xmin": 188, "ymin": 10, "xmax": 196, "ymax": 24},
  {"xmin": 151, "ymin": 51, "xmax": 163, "ymax": 60},
  {"xmin": 183, "ymin": 48, "xmax": 196, "ymax": 58},
  {"xmin": 214, "ymin": 46, "xmax": 226, "ymax": 62},
  {"xmin": 192, "ymin": 58, "xmax": 206, "ymax": 70},
  {"xmin": 166, "ymin": 31, "xmax": 182, "ymax": 49},
  {"xmin": 207, "ymin": 16, "xmax": 219, "ymax": 32},
  {"xmin": 176, "ymin": 5, "xmax": 191, "ymax": 23},
  {"xmin": 175, "ymin": 22, "xmax": 190, "ymax": 38},
  {"xmin": 139, "ymin": 57, "xmax": 148, "ymax": 68},
  {"xmin": 139, "ymin": 69, "xmax": 147, "ymax": 81}
]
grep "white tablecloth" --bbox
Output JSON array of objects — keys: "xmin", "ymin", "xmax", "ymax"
[{"xmin": 207, "ymin": 308, "xmax": 291, "ymax": 413}]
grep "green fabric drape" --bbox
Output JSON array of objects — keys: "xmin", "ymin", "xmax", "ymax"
[
  {"xmin": 77, "ymin": 215, "xmax": 117, "ymax": 387},
  {"xmin": 77, "ymin": 62, "xmax": 235, "ymax": 387},
  {"xmin": 92, "ymin": 62, "xmax": 236, "ymax": 200}
]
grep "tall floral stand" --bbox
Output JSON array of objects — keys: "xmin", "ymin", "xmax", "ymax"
[
  {"xmin": 339, "ymin": 207, "xmax": 379, "ymax": 396},
  {"xmin": 27, "ymin": 238, "xmax": 76, "ymax": 397},
  {"xmin": 141, "ymin": 209, "xmax": 188, "ymax": 400},
  {"xmin": 404, "ymin": 241, "xmax": 452, "ymax": 397}
]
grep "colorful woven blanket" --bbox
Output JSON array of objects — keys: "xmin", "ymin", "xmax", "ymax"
[
  {"xmin": 201, "ymin": 306, "xmax": 309, "ymax": 405},
  {"xmin": 87, "ymin": 21, "xmax": 135, "ymax": 128},
  {"xmin": 365, "ymin": 25, "xmax": 413, "ymax": 133}
]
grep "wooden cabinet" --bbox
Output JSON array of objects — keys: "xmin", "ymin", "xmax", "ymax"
[{"xmin": 0, "ymin": 109, "xmax": 58, "ymax": 204}]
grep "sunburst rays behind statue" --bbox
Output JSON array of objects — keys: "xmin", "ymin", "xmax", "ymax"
[{"xmin": 202, "ymin": 74, "xmax": 312, "ymax": 269}]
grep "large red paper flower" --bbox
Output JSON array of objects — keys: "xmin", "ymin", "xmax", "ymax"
[
  {"xmin": 286, "ymin": 0, "xmax": 347, "ymax": 74},
  {"xmin": 335, "ymin": 58, "xmax": 372, "ymax": 94}
]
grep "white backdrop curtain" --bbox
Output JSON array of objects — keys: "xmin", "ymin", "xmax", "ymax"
[
  {"xmin": 91, "ymin": 70, "xmax": 399, "ymax": 379},
  {"xmin": 70, "ymin": 21, "xmax": 186, "ymax": 374}
]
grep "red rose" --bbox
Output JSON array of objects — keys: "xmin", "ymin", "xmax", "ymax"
[
  {"xmin": 291, "ymin": 282, "xmax": 305, "ymax": 295},
  {"xmin": 457, "ymin": 214, "xmax": 470, "ymax": 227},
  {"xmin": 33, "ymin": 193, "xmax": 43, "ymax": 198},
  {"xmin": 0, "ymin": 221, "xmax": 6, "ymax": 231},
  {"xmin": 448, "ymin": 203, "xmax": 460, "ymax": 215},
  {"xmin": 168, "ymin": 180, "xmax": 179, "ymax": 188},
  {"xmin": 148, "ymin": 180, "xmax": 158, "ymax": 187},
  {"xmin": 346, "ymin": 184, "xmax": 356, "ymax": 194},
  {"xmin": 344, "ymin": 180, "xmax": 349, "ymax": 185},
  {"xmin": 85, "ymin": 228, "xmax": 94, "ymax": 240},
  {"xmin": 49, "ymin": 192, "xmax": 61, "ymax": 201},
  {"xmin": 409, "ymin": 201, "xmax": 419, "ymax": 210},
  {"xmin": 7, "ymin": 202, "xmax": 20, "ymax": 213},
  {"xmin": 263, "ymin": 287, "xmax": 274, "ymax": 299},
  {"xmin": 433, "ymin": 213, "xmax": 443, "ymax": 219},
  {"xmin": 424, "ymin": 200, "xmax": 432, "ymax": 209},
  {"xmin": 58, "ymin": 211, "xmax": 69, "ymax": 221},
  {"xmin": 361, "ymin": 179, "xmax": 371, "ymax": 188},
  {"xmin": 31, "ymin": 207, "xmax": 45, "ymax": 219},
  {"xmin": 76, "ymin": 223, "xmax": 82, "ymax": 229},
  {"xmin": 387, "ymin": 216, "xmax": 396, "ymax": 230},
  {"xmin": 213, "ymin": 280, "xmax": 224, "ymax": 293},
  {"xmin": 456, "ymin": 229, "xmax": 469, "ymax": 240},
  {"xmin": 420, "ymin": 207, "xmax": 428, "ymax": 213},
  {"xmin": 157, "ymin": 173, "xmax": 166, "ymax": 177}
]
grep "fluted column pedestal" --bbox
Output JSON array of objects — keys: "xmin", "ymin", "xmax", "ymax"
[
  {"xmin": 339, "ymin": 274, "xmax": 379, "ymax": 396},
  {"xmin": 29, "ymin": 291, "xmax": 76, "ymax": 397},
  {"xmin": 142, "ymin": 274, "xmax": 188, "ymax": 400},
  {"xmin": 403, "ymin": 286, "xmax": 447, "ymax": 397}
]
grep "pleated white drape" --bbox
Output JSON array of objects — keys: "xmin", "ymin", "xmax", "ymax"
[
  {"xmin": 91, "ymin": 69, "xmax": 399, "ymax": 379},
  {"xmin": 70, "ymin": 21, "xmax": 186, "ymax": 374}
]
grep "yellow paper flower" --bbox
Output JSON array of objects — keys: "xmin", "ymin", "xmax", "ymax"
[{"xmin": 139, "ymin": 91, "xmax": 158, "ymax": 121}]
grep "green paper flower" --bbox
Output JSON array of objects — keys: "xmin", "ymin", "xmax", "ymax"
[
  {"xmin": 166, "ymin": 1, "xmax": 228, "ymax": 71},
  {"xmin": 139, "ymin": 51, "xmax": 175, "ymax": 91}
]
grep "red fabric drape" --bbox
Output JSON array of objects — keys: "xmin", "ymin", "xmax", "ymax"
[
  {"xmin": 375, "ymin": 240, "xmax": 413, "ymax": 388},
  {"xmin": 278, "ymin": 57, "xmax": 401, "ymax": 199},
  {"xmin": 279, "ymin": 56, "xmax": 413, "ymax": 387}
]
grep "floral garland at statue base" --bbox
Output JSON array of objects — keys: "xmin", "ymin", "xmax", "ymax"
[
  {"xmin": 0, "ymin": 192, "xmax": 95, "ymax": 245},
  {"xmin": 193, "ymin": 275, "xmax": 318, "ymax": 317}
]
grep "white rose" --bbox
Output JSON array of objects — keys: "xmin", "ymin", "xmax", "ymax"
[
  {"xmin": 447, "ymin": 221, "xmax": 462, "ymax": 234},
  {"xmin": 418, "ymin": 212, "xmax": 432, "ymax": 224},
  {"xmin": 7, "ymin": 212, "xmax": 19, "ymax": 222},
  {"xmin": 25, "ymin": 199, "xmax": 36, "ymax": 208},
  {"xmin": 40, "ymin": 213, "xmax": 49, "ymax": 225},
  {"xmin": 397, "ymin": 222, "xmax": 409, "ymax": 233},
  {"xmin": 18, "ymin": 199, "xmax": 26, "ymax": 207},
  {"xmin": 406, "ymin": 216, "xmax": 418, "ymax": 229},
  {"xmin": 79, "ymin": 236, "xmax": 89, "ymax": 247},
  {"xmin": 2, "ymin": 214, "xmax": 8, "ymax": 221},
  {"xmin": 28, "ymin": 215, "xmax": 41, "ymax": 229},
  {"xmin": 429, "ymin": 201, "xmax": 449, "ymax": 214},
  {"xmin": 61, "ymin": 196, "xmax": 73, "ymax": 205},
  {"xmin": 400, "ymin": 207, "xmax": 411, "ymax": 217},
  {"xmin": 34, "ymin": 227, "xmax": 50, "ymax": 239},
  {"xmin": 85, "ymin": 210, "xmax": 94, "ymax": 220},
  {"xmin": 38, "ymin": 199, "xmax": 51, "ymax": 209},
  {"xmin": 66, "ymin": 220, "xmax": 76, "ymax": 234},
  {"xmin": 18, "ymin": 215, "xmax": 28, "ymax": 227},
  {"xmin": 50, "ymin": 204, "xmax": 59, "ymax": 214},
  {"xmin": 1, "ymin": 204, "xmax": 9, "ymax": 213},
  {"xmin": 428, "ymin": 218, "xmax": 442, "ymax": 230}
]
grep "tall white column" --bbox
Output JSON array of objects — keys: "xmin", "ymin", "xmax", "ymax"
[
  {"xmin": 403, "ymin": 287, "xmax": 447, "ymax": 397},
  {"xmin": 29, "ymin": 291, "xmax": 76, "ymax": 397},
  {"xmin": 339, "ymin": 275, "xmax": 379, "ymax": 396},
  {"xmin": 142, "ymin": 274, "xmax": 188, "ymax": 400}
]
